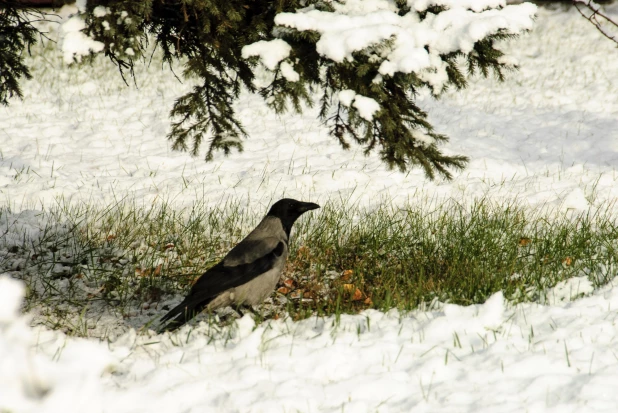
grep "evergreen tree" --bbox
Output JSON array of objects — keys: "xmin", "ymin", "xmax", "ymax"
[
  {"xmin": 0, "ymin": 0, "xmax": 537, "ymax": 180},
  {"xmin": 0, "ymin": 1, "xmax": 43, "ymax": 105}
]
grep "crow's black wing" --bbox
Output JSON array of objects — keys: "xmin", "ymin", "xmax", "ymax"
[
  {"xmin": 190, "ymin": 238, "xmax": 285, "ymax": 296},
  {"xmin": 157, "ymin": 240, "xmax": 285, "ymax": 332}
]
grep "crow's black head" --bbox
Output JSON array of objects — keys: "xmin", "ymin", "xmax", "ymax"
[{"xmin": 267, "ymin": 198, "xmax": 320, "ymax": 236}]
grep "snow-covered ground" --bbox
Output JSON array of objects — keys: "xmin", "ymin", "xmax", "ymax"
[
  {"xmin": 2, "ymin": 273, "xmax": 617, "ymax": 413},
  {"xmin": 1, "ymin": 4, "xmax": 617, "ymax": 214},
  {"xmin": 2, "ymin": 3, "xmax": 618, "ymax": 412}
]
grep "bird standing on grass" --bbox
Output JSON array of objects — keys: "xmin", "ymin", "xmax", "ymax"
[{"xmin": 156, "ymin": 198, "xmax": 319, "ymax": 333}]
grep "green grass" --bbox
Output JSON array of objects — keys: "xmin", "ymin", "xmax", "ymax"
[
  {"xmin": 289, "ymin": 199, "xmax": 618, "ymax": 317},
  {"xmin": 1, "ymin": 196, "xmax": 617, "ymax": 335}
]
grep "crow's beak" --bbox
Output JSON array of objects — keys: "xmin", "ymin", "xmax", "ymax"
[{"xmin": 299, "ymin": 202, "xmax": 320, "ymax": 212}]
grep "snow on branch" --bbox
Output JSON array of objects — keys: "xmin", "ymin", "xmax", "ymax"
[
  {"xmin": 338, "ymin": 90, "xmax": 381, "ymax": 121},
  {"xmin": 237, "ymin": 0, "xmax": 537, "ymax": 179},
  {"xmin": 409, "ymin": 0, "xmax": 507, "ymax": 13},
  {"xmin": 274, "ymin": 0, "xmax": 535, "ymax": 71},
  {"xmin": 573, "ymin": 1, "xmax": 618, "ymax": 46},
  {"xmin": 254, "ymin": 0, "xmax": 536, "ymax": 120},
  {"xmin": 61, "ymin": 15, "xmax": 104, "ymax": 64},
  {"xmin": 241, "ymin": 39, "xmax": 292, "ymax": 71}
]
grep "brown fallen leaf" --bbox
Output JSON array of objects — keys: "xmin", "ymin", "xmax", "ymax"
[
  {"xmin": 297, "ymin": 245, "xmax": 310, "ymax": 257},
  {"xmin": 364, "ymin": 297, "xmax": 373, "ymax": 305},
  {"xmin": 87, "ymin": 286, "xmax": 105, "ymax": 299},
  {"xmin": 342, "ymin": 269, "xmax": 353, "ymax": 281},
  {"xmin": 137, "ymin": 264, "xmax": 163, "ymax": 278},
  {"xmin": 283, "ymin": 278, "xmax": 296, "ymax": 288},
  {"xmin": 343, "ymin": 283, "xmax": 355, "ymax": 292},
  {"xmin": 563, "ymin": 256, "xmax": 573, "ymax": 266},
  {"xmin": 518, "ymin": 237, "xmax": 531, "ymax": 247},
  {"xmin": 352, "ymin": 288, "xmax": 364, "ymax": 301},
  {"xmin": 277, "ymin": 286, "xmax": 291, "ymax": 295},
  {"xmin": 303, "ymin": 291, "xmax": 317, "ymax": 299}
]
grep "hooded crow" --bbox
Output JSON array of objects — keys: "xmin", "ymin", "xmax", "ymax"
[{"xmin": 156, "ymin": 198, "xmax": 320, "ymax": 332}]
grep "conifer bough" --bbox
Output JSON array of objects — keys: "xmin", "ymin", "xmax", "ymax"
[
  {"xmin": 4, "ymin": 0, "xmax": 537, "ymax": 179},
  {"xmin": 0, "ymin": 1, "xmax": 43, "ymax": 105}
]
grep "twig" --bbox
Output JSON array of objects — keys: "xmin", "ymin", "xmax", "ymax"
[{"xmin": 573, "ymin": 0, "xmax": 618, "ymax": 45}]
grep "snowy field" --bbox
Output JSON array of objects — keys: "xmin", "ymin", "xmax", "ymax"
[
  {"xmin": 1, "ymin": 5, "xmax": 617, "ymax": 214},
  {"xmin": 2, "ymin": 2, "xmax": 618, "ymax": 412},
  {"xmin": 2, "ymin": 274, "xmax": 616, "ymax": 413}
]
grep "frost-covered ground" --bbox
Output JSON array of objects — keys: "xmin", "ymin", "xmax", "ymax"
[{"xmin": 2, "ymin": 3, "xmax": 618, "ymax": 412}]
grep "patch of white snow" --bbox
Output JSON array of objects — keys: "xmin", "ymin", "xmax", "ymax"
[
  {"xmin": 61, "ymin": 16, "xmax": 104, "ymax": 64},
  {"xmin": 241, "ymin": 39, "xmax": 292, "ymax": 70},
  {"xmin": 279, "ymin": 61, "xmax": 300, "ymax": 82}
]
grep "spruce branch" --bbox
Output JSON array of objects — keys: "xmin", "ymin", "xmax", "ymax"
[
  {"xmin": 168, "ymin": 72, "xmax": 247, "ymax": 161},
  {"xmin": 0, "ymin": 3, "xmax": 44, "ymax": 105},
  {"xmin": 0, "ymin": 0, "xmax": 533, "ymax": 180}
]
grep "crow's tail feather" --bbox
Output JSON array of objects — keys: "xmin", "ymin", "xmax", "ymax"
[{"xmin": 157, "ymin": 298, "xmax": 207, "ymax": 333}]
